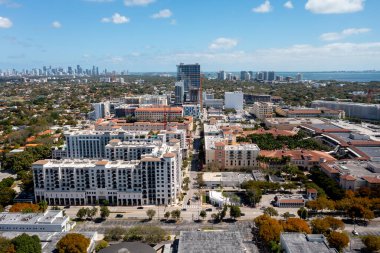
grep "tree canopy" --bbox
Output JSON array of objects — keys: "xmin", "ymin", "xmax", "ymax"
[{"xmin": 56, "ymin": 233, "xmax": 90, "ymax": 253}]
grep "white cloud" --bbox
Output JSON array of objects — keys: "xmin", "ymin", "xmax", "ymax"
[
  {"xmin": 320, "ymin": 28, "xmax": 371, "ymax": 41},
  {"xmin": 284, "ymin": 1, "xmax": 294, "ymax": 9},
  {"xmin": 153, "ymin": 42, "xmax": 380, "ymax": 71},
  {"xmin": 151, "ymin": 9, "xmax": 172, "ymax": 19},
  {"xmin": 0, "ymin": 17, "xmax": 12, "ymax": 28},
  {"xmin": 124, "ymin": 0, "xmax": 154, "ymax": 7},
  {"xmin": 252, "ymin": 0, "xmax": 272, "ymax": 13},
  {"xmin": 209, "ymin": 37, "xmax": 238, "ymax": 50},
  {"xmin": 0, "ymin": 0, "xmax": 21, "ymax": 8},
  {"xmin": 51, "ymin": 21, "xmax": 62, "ymax": 29},
  {"xmin": 170, "ymin": 19, "xmax": 177, "ymax": 25},
  {"xmin": 305, "ymin": 0, "xmax": 364, "ymax": 14},
  {"xmin": 101, "ymin": 13, "xmax": 130, "ymax": 24}
]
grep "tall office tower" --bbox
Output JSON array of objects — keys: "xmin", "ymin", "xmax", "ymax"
[
  {"xmin": 227, "ymin": 73, "xmax": 233, "ymax": 81},
  {"xmin": 295, "ymin": 73, "xmax": 303, "ymax": 82},
  {"xmin": 92, "ymin": 66, "xmax": 96, "ymax": 76},
  {"xmin": 256, "ymin": 72, "xmax": 264, "ymax": 81},
  {"xmin": 217, "ymin": 70, "xmax": 226, "ymax": 80},
  {"xmin": 177, "ymin": 63, "xmax": 201, "ymax": 103},
  {"xmin": 96, "ymin": 67, "xmax": 99, "ymax": 76},
  {"xmin": 76, "ymin": 65, "xmax": 82, "ymax": 75},
  {"xmin": 240, "ymin": 71, "xmax": 250, "ymax": 81},
  {"xmin": 93, "ymin": 101, "xmax": 110, "ymax": 120},
  {"xmin": 175, "ymin": 81, "xmax": 185, "ymax": 105},
  {"xmin": 67, "ymin": 66, "xmax": 73, "ymax": 75},
  {"xmin": 268, "ymin": 71, "xmax": 275, "ymax": 82},
  {"xmin": 248, "ymin": 71, "xmax": 254, "ymax": 80}
]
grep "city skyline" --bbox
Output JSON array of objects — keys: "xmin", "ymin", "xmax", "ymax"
[{"xmin": 1, "ymin": 0, "xmax": 379, "ymax": 71}]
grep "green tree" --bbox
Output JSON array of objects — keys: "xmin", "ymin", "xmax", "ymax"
[
  {"xmin": 124, "ymin": 225, "xmax": 167, "ymax": 244},
  {"xmin": 146, "ymin": 209, "xmax": 156, "ymax": 220},
  {"xmin": 164, "ymin": 211, "xmax": 170, "ymax": 220},
  {"xmin": 229, "ymin": 205, "xmax": 241, "ymax": 220},
  {"xmin": 0, "ymin": 188, "xmax": 16, "ymax": 207},
  {"xmin": 263, "ymin": 207, "xmax": 278, "ymax": 217},
  {"xmin": 56, "ymin": 233, "xmax": 90, "ymax": 253},
  {"xmin": 95, "ymin": 240, "xmax": 109, "ymax": 252},
  {"xmin": 87, "ymin": 207, "xmax": 98, "ymax": 220},
  {"xmin": 76, "ymin": 208, "xmax": 87, "ymax": 220},
  {"xmin": 11, "ymin": 233, "xmax": 41, "ymax": 253},
  {"xmin": 199, "ymin": 210, "xmax": 207, "ymax": 220},
  {"xmin": 297, "ymin": 207, "xmax": 308, "ymax": 220},
  {"xmin": 100, "ymin": 206, "xmax": 110, "ymax": 220},
  {"xmin": 38, "ymin": 200, "xmax": 48, "ymax": 212},
  {"xmin": 171, "ymin": 210, "xmax": 181, "ymax": 221},
  {"xmin": 362, "ymin": 235, "xmax": 380, "ymax": 252},
  {"xmin": 104, "ymin": 227, "xmax": 127, "ymax": 241}
]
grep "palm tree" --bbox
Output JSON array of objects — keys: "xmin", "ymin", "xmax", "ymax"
[{"xmin": 38, "ymin": 200, "xmax": 48, "ymax": 212}]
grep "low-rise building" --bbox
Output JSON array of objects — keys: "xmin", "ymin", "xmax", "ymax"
[
  {"xmin": 177, "ymin": 231, "xmax": 247, "ymax": 253},
  {"xmin": 264, "ymin": 117, "xmax": 327, "ymax": 130},
  {"xmin": 202, "ymin": 172, "xmax": 254, "ymax": 188},
  {"xmin": 280, "ymin": 233, "xmax": 338, "ymax": 253},
  {"xmin": 274, "ymin": 194, "xmax": 305, "ymax": 208},
  {"xmin": 0, "ymin": 210, "xmax": 70, "ymax": 232},
  {"xmin": 320, "ymin": 160, "xmax": 380, "ymax": 190}
]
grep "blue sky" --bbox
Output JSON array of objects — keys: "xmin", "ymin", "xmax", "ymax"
[{"xmin": 0, "ymin": 0, "xmax": 379, "ymax": 71}]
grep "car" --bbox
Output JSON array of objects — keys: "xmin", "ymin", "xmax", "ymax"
[
  {"xmin": 64, "ymin": 205, "xmax": 70, "ymax": 209},
  {"xmin": 352, "ymin": 230, "xmax": 359, "ymax": 236},
  {"xmin": 137, "ymin": 206, "xmax": 144, "ymax": 209},
  {"xmin": 182, "ymin": 208, "xmax": 187, "ymax": 211},
  {"xmin": 187, "ymin": 200, "xmax": 191, "ymax": 205},
  {"xmin": 116, "ymin": 214, "xmax": 123, "ymax": 218},
  {"xmin": 260, "ymin": 206, "xmax": 266, "ymax": 210},
  {"xmin": 206, "ymin": 208, "xmax": 212, "ymax": 212},
  {"xmin": 241, "ymin": 213, "xmax": 245, "ymax": 216}
]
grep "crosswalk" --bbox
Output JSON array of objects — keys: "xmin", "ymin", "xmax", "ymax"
[{"xmin": 182, "ymin": 204, "xmax": 201, "ymax": 209}]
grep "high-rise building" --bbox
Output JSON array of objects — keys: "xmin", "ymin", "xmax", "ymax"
[
  {"xmin": 240, "ymin": 71, "xmax": 250, "ymax": 81},
  {"xmin": 93, "ymin": 102, "xmax": 110, "ymax": 120},
  {"xmin": 217, "ymin": 71, "xmax": 226, "ymax": 80},
  {"xmin": 224, "ymin": 91, "xmax": 244, "ymax": 111},
  {"xmin": 295, "ymin": 73, "xmax": 303, "ymax": 82},
  {"xmin": 177, "ymin": 63, "xmax": 201, "ymax": 103},
  {"xmin": 268, "ymin": 71, "xmax": 275, "ymax": 82},
  {"xmin": 175, "ymin": 81, "xmax": 185, "ymax": 105}
]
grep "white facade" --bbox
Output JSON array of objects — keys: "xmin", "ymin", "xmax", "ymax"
[
  {"xmin": 93, "ymin": 102, "xmax": 110, "ymax": 119},
  {"xmin": 0, "ymin": 210, "xmax": 70, "ymax": 232},
  {"xmin": 224, "ymin": 91, "xmax": 244, "ymax": 111},
  {"xmin": 33, "ymin": 144, "xmax": 182, "ymax": 206}
]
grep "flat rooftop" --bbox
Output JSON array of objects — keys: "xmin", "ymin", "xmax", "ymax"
[
  {"xmin": 202, "ymin": 172, "xmax": 254, "ymax": 183},
  {"xmin": 0, "ymin": 210, "xmax": 65, "ymax": 226},
  {"xmin": 177, "ymin": 231, "xmax": 247, "ymax": 253},
  {"xmin": 281, "ymin": 233, "xmax": 337, "ymax": 253}
]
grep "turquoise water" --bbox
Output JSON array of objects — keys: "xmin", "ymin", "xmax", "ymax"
[{"xmin": 276, "ymin": 72, "xmax": 380, "ymax": 82}]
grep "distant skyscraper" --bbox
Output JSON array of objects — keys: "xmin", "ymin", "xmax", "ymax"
[
  {"xmin": 240, "ymin": 71, "xmax": 250, "ymax": 81},
  {"xmin": 177, "ymin": 63, "xmax": 201, "ymax": 103},
  {"xmin": 296, "ymin": 73, "xmax": 303, "ymax": 82},
  {"xmin": 268, "ymin": 71, "xmax": 275, "ymax": 82},
  {"xmin": 175, "ymin": 81, "xmax": 185, "ymax": 105},
  {"xmin": 217, "ymin": 70, "xmax": 226, "ymax": 80}
]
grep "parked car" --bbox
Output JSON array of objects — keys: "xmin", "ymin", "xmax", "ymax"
[
  {"xmin": 137, "ymin": 206, "xmax": 144, "ymax": 209},
  {"xmin": 182, "ymin": 208, "xmax": 187, "ymax": 211},
  {"xmin": 116, "ymin": 214, "xmax": 123, "ymax": 218},
  {"xmin": 352, "ymin": 230, "xmax": 359, "ymax": 236},
  {"xmin": 206, "ymin": 208, "xmax": 212, "ymax": 212}
]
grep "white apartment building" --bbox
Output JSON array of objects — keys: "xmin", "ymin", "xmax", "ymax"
[
  {"xmin": 65, "ymin": 130, "xmax": 151, "ymax": 159},
  {"xmin": 93, "ymin": 102, "xmax": 110, "ymax": 120},
  {"xmin": 224, "ymin": 91, "xmax": 244, "ymax": 111},
  {"xmin": 33, "ymin": 142, "xmax": 182, "ymax": 206},
  {"xmin": 0, "ymin": 210, "xmax": 70, "ymax": 232},
  {"xmin": 251, "ymin": 102, "xmax": 274, "ymax": 120}
]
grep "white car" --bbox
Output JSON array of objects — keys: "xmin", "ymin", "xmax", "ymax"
[{"xmin": 352, "ymin": 230, "xmax": 359, "ymax": 236}]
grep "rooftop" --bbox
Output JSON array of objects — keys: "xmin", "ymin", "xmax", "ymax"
[
  {"xmin": 177, "ymin": 231, "xmax": 247, "ymax": 253},
  {"xmin": 202, "ymin": 172, "xmax": 254, "ymax": 183},
  {"xmin": 280, "ymin": 233, "xmax": 338, "ymax": 253}
]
